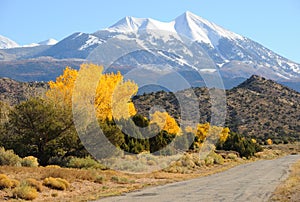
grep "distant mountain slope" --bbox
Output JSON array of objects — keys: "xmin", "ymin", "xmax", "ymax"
[
  {"xmin": 0, "ymin": 57, "xmax": 85, "ymax": 82},
  {"xmin": 0, "ymin": 35, "xmax": 19, "ymax": 49}
]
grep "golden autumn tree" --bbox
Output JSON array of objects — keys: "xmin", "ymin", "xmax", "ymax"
[
  {"xmin": 185, "ymin": 123, "xmax": 230, "ymax": 149},
  {"xmin": 219, "ymin": 127, "xmax": 230, "ymax": 143},
  {"xmin": 95, "ymin": 71, "xmax": 138, "ymax": 121},
  {"xmin": 150, "ymin": 111, "xmax": 181, "ymax": 135},
  {"xmin": 46, "ymin": 64, "xmax": 138, "ymax": 121},
  {"xmin": 46, "ymin": 67, "xmax": 78, "ymax": 107}
]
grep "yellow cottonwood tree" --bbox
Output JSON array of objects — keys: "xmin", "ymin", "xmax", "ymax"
[
  {"xmin": 185, "ymin": 123, "xmax": 230, "ymax": 149},
  {"xmin": 46, "ymin": 64, "xmax": 138, "ymax": 121},
  {"xmin": 150, "ymin": 111, "xmax": 181, "ymax": 135},
  {"xmin": 46, "ymin": 67, "xmax": 78, "ymax": 107},
  {"xmin": 95, "ymin": 72, "xmax": 138, "ymax": 121},
  {"xmin": 219, "ymin": 127, "xmax": 230, "ymax": 143}
]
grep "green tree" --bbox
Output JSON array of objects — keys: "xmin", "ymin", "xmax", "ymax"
[
  {"xmin": 217, "ymin": 132, "xmax": 263, "ymax": 158},
  {"xmin": 4, "ymin": 98, "xmax": 77, "ymax": 165}
]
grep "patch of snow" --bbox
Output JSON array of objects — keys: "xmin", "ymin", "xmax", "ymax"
[
  {"xmin": 79, "ymin": 35, "xmax": 103, "ymax": 50},
  {"xmin": 217, "ymin": 63, "xmax": 225, "ymax": 68},
  {"xmin": 72, "ymin": 32, "xmax": 84, "ymax": 40},
  {"xmin": 276, "ymin": 72, "xmax": 290, "ymax": 80},
  {"xmin": 22, "ymin": 39, "xmax": 58, "ymax": 48},
  {"xmin": 0, "ymin": 35, "xmax": 19, "ymax": 49},
  {"xmin": 199, "ymin": 68, "xmax": 217, "ymax": 73},
  {"xmin": 287, "ymin": 62, "xmax": 300, "ymax": 74},
  {"xmin": 38, "ymin": 38, "xmax": 58, "ymax": 46},
  {"xmin": 22, "ymin": 43, "xmax": 39, "ymax": 48}
]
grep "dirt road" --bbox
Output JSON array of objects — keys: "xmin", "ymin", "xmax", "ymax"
[{"xmin": 98, "ymin": 155, "xmax": 300, "ymax": 202}]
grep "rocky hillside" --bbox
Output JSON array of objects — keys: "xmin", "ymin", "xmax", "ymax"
[
  {"xmin": 133, "ymin": 75, "xmax": 300, "ymax": 141},
  {"xmin": 0, "ymin": 77, "xmax": 48, "ymax": 105}
]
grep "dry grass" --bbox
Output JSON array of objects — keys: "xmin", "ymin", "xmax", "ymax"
[
  {"xmin": 269, "ymin": 159, "xmax": 300, "ymax": 202},
  {"xmin": 12, "ymin": 184, "xmax": 38, "ymax": 200},
  {"xmin": 0, "ymin": 174, "xmax": 14, "ymax": 189},
  {"xmin": 43, "ymin": 177, "xmax": 70, "ymax": 190},
  {"xmin": 0, "ymin": 157, "xmax": 243, "ymax": 201},
  {"xmin": 25, "ymin": 178, "xmax": 43, "ymax": 192},
  {"xmin": 0, "ymin": 144, "xmax": 297, "ymax": 201}
]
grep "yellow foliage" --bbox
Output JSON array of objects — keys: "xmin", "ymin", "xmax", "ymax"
[
  {"xmin": 47, "ymin": 64, "xmax": 138, "ymax": 121},
  {"xmin": 251, "ymin": 138, "xmax": 257, "ymax": 144},
  {"xmin": 219, "ymin": 127, "xmax": 230, "ymax": 143},
  {"xmin": 43, "ymin": 177, "xmax": 70, "ymax": 190},
  {"xmin": 195, "ymin": 123, "xmax": 210, "ymax": 142},
  {"xmin": 266, "ymin": 138, "xmax": 273, "ymax": 145},
  {"xmin": 13, "ymin": 184, "xmax": 38, "ymax": 200},
  {"xmin": 47, "ymin": 67, "xmax": 78, "ymax": 107},
  {"xmin": 25, "ymin": 178, "xmax": 43, "ymax": 192},
  {"xmin": 150, "ymin": 111, "xmax": 181, "ymax": 135},
  {"xmin": 96, "ymin": 71, "xmax": 138, "ymax": 120},
  {"xmin": 185, "ymin": 123, "xmax": 230, "ymax": 147},
  {"xmin": 0, "ymin": 174, "xmax": 13, "ymax": 189}
]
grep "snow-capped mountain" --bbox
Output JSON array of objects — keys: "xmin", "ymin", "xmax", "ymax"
[
  {"xmin": 107, "ymin": 11, "xmax": 243, "ymax": 47},
  {"xmin": 38, "ymin": 38, "xmax": 58, "ymax": 46},
  {"xmin": 0, "ymin": 11, "xmax": 299, "ymax": 91},
  {"xmin": 0, "ymin": 35, "xmax": 19, "ymax": 49},
  {"xmin": 100, "ymin": 11, "xmax": 300, "ymax": 82},
  {"xmin": 23, "ymin": 38, "xmax": 58, "ymax": 47}
]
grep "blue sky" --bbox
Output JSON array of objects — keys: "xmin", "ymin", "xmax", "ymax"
[{"xmin": 1, "ymin": 0, "xmax": 299, "ymax": 63}]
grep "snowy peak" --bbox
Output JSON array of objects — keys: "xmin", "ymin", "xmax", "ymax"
[
  {"xmin": 174, "ymin": 11, "xmax": 243, "ymax": 46},
  {"xmin": 108, "ymin": 16, "xmax": 175, "ymax": 33},
  {"xmin": 106, "ymin": 11, "xmax": 244, "ymax": 47},
  {"xmin": 38, "ymin": 38, "xmax": 58, "ymax": 46},
  {"xmin": 0, "ymin": 35, "xmax": 19, "ymax": 49},
  {"xmin": 23, "ymin": 38, "xmax": 58, "ymax": 48}
]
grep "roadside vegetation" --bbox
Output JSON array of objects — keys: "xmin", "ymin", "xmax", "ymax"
[{"xmin": 269, "ymin": 159, "xmax": 300, "ymax": 202}]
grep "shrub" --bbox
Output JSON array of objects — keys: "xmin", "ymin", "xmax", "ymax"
[
  {"xmin": 217, "ymin": 132, "xmax": 263, "ymax": 158},
  {"xmin": 110, "ymin": 176, "xmax": 131, "ymax": 184},
  {"xmin": 47, "ymin": 156, "xmax": 69, "ymax": 167},
  {"xmin": 204, "ymin": 156, "xmax": 214, "ymax": 166},
  {"xmin": 0, "ymin": 174, "xmax": 13, "ymax": 189},
  {"xmin": 43, "ymin": 177, "xmax": 70, "ymax": 190},
  {"xmin": 227, "ymin": 153, "xmax": 238, "ymax": 160},
  {"xmin": 0, "ymin": 147, "xmax": 21, "ymax": 166},
  {"xmin": 67, "ymin": 156, "xmax": 105, "ymax": 169},
  {"xmin": 266, "ymin": 138, "xmax": 273, "ymax": 145},
  {"xmin": 94, "ymin": 175, "xmax": 104, "ymax": 184},
  {"xmin": 11, "ymin": 179, "xmax": 20, "ymax": 188},
  {"xmin": 21, "ymin": 156, "xmax": 39, "ymax": 167},
  {"xmin": 209, "ymin": 152, "xmax": 224, "ymax": 165},
  {"xmin": 25, "ymin": 178, "xmax": 43, "ymax": 192},
  {"xmin": 12, "ymin": 184, "xmax": 38, "ymax": 200},
  {"xmin": 181, "ymin": 154, "xmax": 196, "ymax": 168},
  {"xmin": 45, "ymin": 165, "xmax": 61, "ymax": 169}
]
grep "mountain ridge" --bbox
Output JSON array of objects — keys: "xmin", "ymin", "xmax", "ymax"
[{"xmin": 0, "ymin": 11, "xmax": 299, "ymax": 92}]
